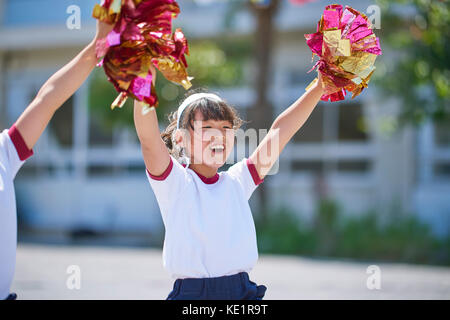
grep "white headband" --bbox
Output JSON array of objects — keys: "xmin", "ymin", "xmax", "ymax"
[{"xmin": 176, "ymin": 93, "xmax": 223, "ymax": 129}]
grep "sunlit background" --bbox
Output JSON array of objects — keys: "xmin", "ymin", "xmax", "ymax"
[{"xmin": 0, "ymin": 0, "xmax": 449, "ymax": 299}]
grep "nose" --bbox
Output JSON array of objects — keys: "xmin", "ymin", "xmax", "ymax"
[{"xmin": 211, "ymin": 135, "xmax": 224, "ymax": 145}]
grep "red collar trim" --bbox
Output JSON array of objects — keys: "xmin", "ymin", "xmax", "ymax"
[{"xmin": 182, "ymin": 164, "xmax": 219, "ymax": 184}]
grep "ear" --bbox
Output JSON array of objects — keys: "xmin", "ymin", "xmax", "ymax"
[{"xmin": 174, "ymin": 129, "xmax": 187, "ymax": 149}]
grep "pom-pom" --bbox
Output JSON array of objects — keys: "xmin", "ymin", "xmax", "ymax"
[
  {"xmin": 93, "ymin": 0, "xmax": 193, "ymax": 110},
  {"xmin": 304, "ymin": 4, "xmax": 382, "ymax": 101}
]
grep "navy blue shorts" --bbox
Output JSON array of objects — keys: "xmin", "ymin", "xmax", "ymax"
[
  {"xmin": 5, "ymin": 293, "xmax": 17, "ymax": 300},
  {"xmin": 167, "ymin": 272, "xmax": 267, "ymax": 300}
]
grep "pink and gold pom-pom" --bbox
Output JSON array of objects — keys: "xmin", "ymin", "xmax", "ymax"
[
  {"xmin": 304, "ymin": 4, "xmax": 382, "ymax": 102},
  {"xmin": 93, "ymin": 0, "xmax": 192, "ymax": 110}
]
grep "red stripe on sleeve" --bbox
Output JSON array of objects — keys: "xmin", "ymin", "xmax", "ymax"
[
  {"xmin": 8, "ymin": 124, "xmax": 34, "ymax": 161},
  {"xmin": 246, "ymin": 158, "xmax": 264, "ymax": 186},
  {"xmin": 146, "ymin": 157, "xmax": 173, "ymax": 181}
]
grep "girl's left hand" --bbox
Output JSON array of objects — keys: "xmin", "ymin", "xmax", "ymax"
[
  {"xmin": 95, "ymin": 20, "xmax": 115, "ymax": 40},
  {"xmin": 150, "ymin": 64, "xmax": 157, "ymax": 86},
  {"xmin": 316, "ymin": 71, "xmax": 325, "ymax": 92}
]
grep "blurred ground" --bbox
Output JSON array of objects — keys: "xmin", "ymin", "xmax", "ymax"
[{"xmin": 11, "ymin": 244, "xmax": 450, "ymax": 300}]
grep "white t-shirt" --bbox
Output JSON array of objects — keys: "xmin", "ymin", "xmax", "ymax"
[
  {"xmin": 0, "ymin": 126, "xmax": 33, "ymax": 299},
  {"xmin": 146, "ymin": 155, "xmax": 264, "ymax": 279}
]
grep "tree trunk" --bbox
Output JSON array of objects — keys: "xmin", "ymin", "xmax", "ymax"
[{"xmin": 248, "ymin": 0, "xmax": 280, "ymax": 224}]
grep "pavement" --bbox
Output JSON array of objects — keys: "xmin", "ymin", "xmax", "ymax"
[{"xmin": 11, "ymin": 244, "xmax": 450, "ymax": 300}]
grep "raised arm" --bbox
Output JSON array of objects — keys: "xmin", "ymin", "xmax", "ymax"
[
  {"xmin": 249, "ymin": 73, "xmax": 325, "ymax": 180},
  {"xmin": 133, "ymin": 70, "xmax": 171, "ymax": 176},
  {"xmin": 14, "ymin": 21, "xmax": 114, "ymax": 150}
]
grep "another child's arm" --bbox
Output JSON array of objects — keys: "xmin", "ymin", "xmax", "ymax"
[
  {"xmin": 249, "ymin": 73, "xmax": 325, "ymax": 180},
  {"xmin": 14, "ymin": 20, "xmax": 114, "ymax": 150},
  {"xmin": 133, "ymin": 66, "xmax": 171, "ymax": 176}
]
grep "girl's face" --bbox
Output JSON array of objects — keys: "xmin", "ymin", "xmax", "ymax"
[{"xmin": 178, "ymin": 110, "xmax": 235, "ymax": 170}]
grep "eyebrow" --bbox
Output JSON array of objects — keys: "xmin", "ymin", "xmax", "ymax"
[{"xmin": 202, "ymin": 120, "xmax": 233, "ymax": 126}]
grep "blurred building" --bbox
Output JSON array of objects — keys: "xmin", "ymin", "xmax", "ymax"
[{"xmin": 0, "ymin": 0, "xmax": 448, "ymax": 237}]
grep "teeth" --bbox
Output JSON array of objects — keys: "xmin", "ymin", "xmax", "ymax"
[{"xmin": 210, "ymin": 145, "xmax": 224, "ymax": 151}]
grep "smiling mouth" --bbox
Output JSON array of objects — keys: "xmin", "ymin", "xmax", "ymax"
[{"xmin": 210, "ymin": 144, "xmax": 225, "ymax": 155}]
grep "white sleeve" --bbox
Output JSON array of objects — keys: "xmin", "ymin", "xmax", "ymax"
[
  {"xmin": 227, "ymin": 157, "xmax": 264, "ymax": 201},
  {"xmin": 0, "ymin": 129, "xmax": 31, "ymax": 179},
  {"xmin": 145, "ymin": 155, "xmax": 189, "ymax": 219}
]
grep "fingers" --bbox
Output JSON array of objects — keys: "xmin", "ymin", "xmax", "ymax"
[
  {"xmin": 95, "ymin": 20, "xmax": 115, "ymax": 40},
  {"xmin": 150, "ymin": 64, "xmax": 157, "ymax": 86}
]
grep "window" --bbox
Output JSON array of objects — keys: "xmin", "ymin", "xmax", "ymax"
[
  {"xmin": 88, "ymin": 114, "xmax": 113, "ymax": 147},
  {"xmin": 434, "ymin": 164, "xmax": 450, "ymax": 178},
  {"xmin": 293, "ymin": 102, "xmax": 324, "ymax": 143},
  {"xmin": 338, "ymin": 102, "xmax": 368, "ymax": 141},
  {"xmin": 49, "ymin": 95, "xmax": 74, "ymax": 147},
  {"xmin": 432, "ymin": 119, "xmax": 450, "ymax": 180},
  {"xmin": 292, "ymin": 160, "xmax": 324, "ymax": 173},
  {"xmin": 291, "ymin": 101, "xmax": 371, "ymax": 174},
  {"xmin": 337, "ymin": 160, "xmax": 371, "ymax": 173},
  {"xmin": 434, "ymin": 119, "xmax": 450, "ymax": 147},
  {"xmin": 293, "ymin": 101, "xmax": 368, "ymax": 143}
]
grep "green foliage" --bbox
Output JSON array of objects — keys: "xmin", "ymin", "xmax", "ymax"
[
  {"xmin": 186, "ymin": 38, "xmax": 252, "ymax": 87},
  {"xmin": 88, "ymin": 68, "xmax": 134, "ymax": 130},
  {"xmin": 335, "ymin": 212, "xmax": 440, "ymax": 264},
  {"xmin": 373, "ymin": 0, "xmax": 450, "ymax": 125},
  {"xmin": 256, "ymin": 207, "xmax": 317, "ymax": 255},
  {"xmin": 255, "ymin": 200, "xmax": 449, "ymax": 265}
]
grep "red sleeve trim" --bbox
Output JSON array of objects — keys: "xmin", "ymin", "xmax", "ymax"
[
  {"xmin": 246, "ymin": 158, "xmax": 264, "ymax": 186},
  {"xmin": 8, "ymin": 124, "xmax": 34, "ymax": 161},
  {"xmin": 146, "ymin": 157, "xmax": 173, "ymax": 181}
]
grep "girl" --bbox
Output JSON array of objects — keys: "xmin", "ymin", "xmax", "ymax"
[
  {"xmin": 0, "ymin": 20, "xmax": 114, "ymax": 300},
  {"xmin": 134, "ymin": 70, "xmax": 325, "ymax": 299}
]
